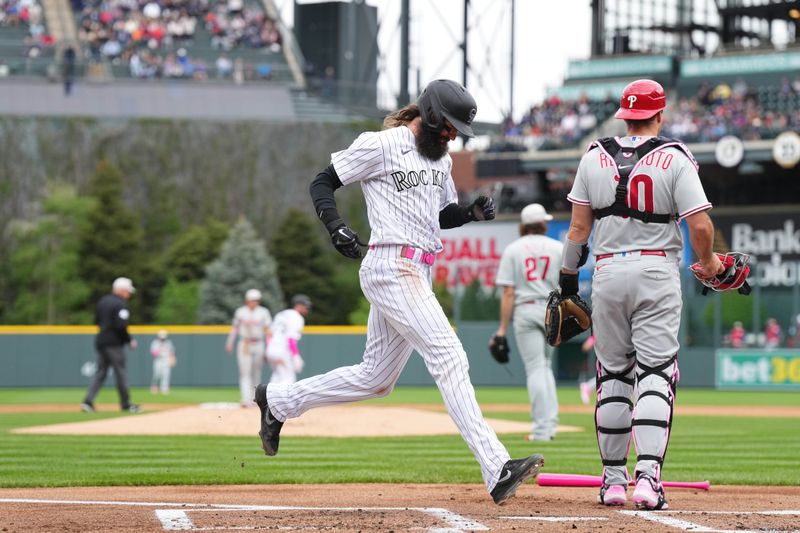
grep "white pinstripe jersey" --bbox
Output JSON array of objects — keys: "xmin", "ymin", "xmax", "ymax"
[
  {"xmin": 568, "ymin": 135, "xmax": 711, "ymax": 255},
  {"xmin": 331, "ymin": 125, "xmax": 458, "ymax": 254}
]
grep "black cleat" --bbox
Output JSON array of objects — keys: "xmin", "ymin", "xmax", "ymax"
[
  {"xmin": 490, "ymin": 454, "xmax": 545, "ymax": 505},
  {"xmin": 255, "ymin": 383, "xmax": 283, "ymax": 456}
]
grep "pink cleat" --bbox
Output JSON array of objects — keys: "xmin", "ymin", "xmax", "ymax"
[
  {"xmin": 597, "ymin": 484, "xmax": 627, "ymax": 506},
  {"xmin": 632, "ymin": 474, "xmax": 669, "ymax": 510}
]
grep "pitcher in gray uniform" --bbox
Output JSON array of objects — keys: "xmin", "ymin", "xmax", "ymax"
[
  {"xmin": 560, "ymin": 79, "xmax": 723, "ymax": 510},
  {"xmin": 494, "ymin": 203, "xmax": 563, "ymax": 441}
]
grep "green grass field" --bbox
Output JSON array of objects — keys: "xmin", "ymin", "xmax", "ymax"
[{"xmin": 0, "ymin": 387, "xmax": 798, "ymax": 488}]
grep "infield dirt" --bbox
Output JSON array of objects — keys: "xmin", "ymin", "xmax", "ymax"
[{"xmin": 2, "ymin": 483, "xmax": 799, "ymax": 532}]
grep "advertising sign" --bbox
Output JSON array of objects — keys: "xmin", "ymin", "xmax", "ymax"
[
  {"xmin": 435, "ymin": 220, "xmax": 571, "ymax": 290},
  {"xmin": 435, "ymin": 219, "xmax": 692, "ymax": 293},
  {"xmin": 712, "ymin": 211, "xmax": 800, "ymax": 287},
  {"xmin": 716, "ymin": 349, "xmax": 800, "ymax": 390}
]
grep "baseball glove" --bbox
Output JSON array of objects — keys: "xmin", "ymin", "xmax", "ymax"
[
  {"xmin": 488, "ymin": 334, "xmax": 510, "ymax": 364},
  {"xmin": 689, "ymin": 252, "xmax": 752, "ymax": 296},
  {"xmin": 545, "ymin": 290, "xmax": 592, "ymax": 347}
]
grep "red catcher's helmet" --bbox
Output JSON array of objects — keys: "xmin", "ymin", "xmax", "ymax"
[{"xmin": 614, "ymin": 79, "xmax": 666, "ymax": 120}]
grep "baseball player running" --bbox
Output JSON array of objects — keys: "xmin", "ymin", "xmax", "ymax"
[
  {"xmin": 493, "ymin": 203, "xmax": 563, "ymax": 441},
  {"xmin": 226, "ymin": 289, "xmax": 272, "ymax": 407},
  {"xmin": 255, "ymin": 79, "xmax": 544, "ymax": 505},
  {"xmin": 560, "ymin": 79, "xmax": 723, "ymax": 510},
  {"xmin": 266, "ymin": 294, "xmax": 312, "ymax": 385}
]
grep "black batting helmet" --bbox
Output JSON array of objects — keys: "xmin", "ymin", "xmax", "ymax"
[{"xmin": 417, "ymin": 79, "xmax": 477, "ymax": 137}]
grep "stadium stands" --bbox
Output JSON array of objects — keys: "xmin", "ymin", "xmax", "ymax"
[
  {"xmin": 0, "ymin": 0, "xmax": 54, "ymax": 75},
  {"xmin": 663, "ymin": 78, "xmax": 800, "ymax": 143},
  {"xmin": 74, "ymin": 0, "xmax": 291, "ymax": 81},
  {"xmin": 493, "ymin": 94, "xmax": 617, "ymax": 152}
]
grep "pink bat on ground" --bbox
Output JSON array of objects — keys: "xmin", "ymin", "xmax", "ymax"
[{"xmin": 538, "ymin": 473, "xmax": 710, "ymax": 491}]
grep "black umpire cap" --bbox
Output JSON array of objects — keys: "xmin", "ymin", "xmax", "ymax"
[{"xmin": 291, "ymin": 294, "xmax": 312, "ymax": 308}]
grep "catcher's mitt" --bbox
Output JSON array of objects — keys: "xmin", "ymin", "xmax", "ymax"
[
  {"xmin": 488, "ymin": 335, "xmax": 510, "ymax": 364},
  {"xmin": 545, "ymin": 290, "xmax": 592, "ymax": 347},
  {"xmin": 690, "ymin": 252, "xmax": 752, "ymax": 296}
]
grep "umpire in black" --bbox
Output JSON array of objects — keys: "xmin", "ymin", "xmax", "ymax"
[{"xmin": 80, "ymin": 277, "xmax": 142, "ymax": 413}]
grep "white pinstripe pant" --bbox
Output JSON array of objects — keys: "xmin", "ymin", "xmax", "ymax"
[{"xmin": 268, "ymin": 245, "xmax": 510, "ymax": 491}]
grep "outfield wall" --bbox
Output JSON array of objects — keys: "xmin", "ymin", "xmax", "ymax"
[{"xmin": 0, "ymin": 325, "xmax": 715, "ymax": 388}]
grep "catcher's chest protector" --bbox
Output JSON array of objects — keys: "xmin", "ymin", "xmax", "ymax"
[{"xmin": 592, "ymin": 137, "xmax": 690, "ymax": 224}]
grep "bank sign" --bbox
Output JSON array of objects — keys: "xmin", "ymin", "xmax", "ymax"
[
  {"xmin": 712, "ymin": 211, "xmax": 800, "ymax": 287},
  {"xmin": 716, "ymin": 350, "xmax": 800, "ymax": 390}
]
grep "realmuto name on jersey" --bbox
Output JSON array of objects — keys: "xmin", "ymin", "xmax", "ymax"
[{"xmin": 390, "ymin": 168, "xmax": 446, "ymax": 192}]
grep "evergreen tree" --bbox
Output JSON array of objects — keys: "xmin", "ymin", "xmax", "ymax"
[
  {"xmin": 198, "ymin": 218, "xmax": 283, "ymax": 323},
  {"xmin": 6, "ymin": 184, "xmax": 95, "ymax": 324},
  {"xmin": 271, "ymin": 208, "xmax": 355, "ymax": 324},
  {"xmin": 162, "ymin": 220, "xmax": 229, "ymax": 282},
  {"xmin": 78, "ymin": 160, "xmax": 143, "ymax": 306},
  {"xmin": 155, "ymin": 277, "xmax": 200, "ymax": 324},
  {"xmin": 458, "ymin": 279, "xmax": 500, "ymax": 321},
  {"xmin": 146, "ymin": 220, "xmax": 229, "ymax": 324}
]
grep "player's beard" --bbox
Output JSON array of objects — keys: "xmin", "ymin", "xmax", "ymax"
[{"xmin": 416, "ymin": 125, "xmax": 449, "ymax": 161}]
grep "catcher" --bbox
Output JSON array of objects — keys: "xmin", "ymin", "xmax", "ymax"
[
  {"xmin": 491, "ymin": 203, "xmax": 566, "ymax": 441},
  {"xmin": 559, "ymin": 79, "xmax": 732, "ymax": 511}
]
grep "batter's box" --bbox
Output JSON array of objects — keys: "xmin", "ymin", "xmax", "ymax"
[
  {"xmin": 621, "ymin": 509, "xmax": 800, "ymax": 533},
  {"xmin": 155, "ymin": 505, "xmax": 488, "ymax": 532}
]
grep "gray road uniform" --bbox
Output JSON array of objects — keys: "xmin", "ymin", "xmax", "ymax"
[
  {"xmin": 567, "ymin": 135, "xmax": 711, "ymax": 486},
  {"xmin": 496, "ymin": 235, "xmax": 563, "ymax": 440}
]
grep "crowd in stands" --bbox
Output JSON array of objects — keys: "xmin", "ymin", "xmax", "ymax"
[
  {"xmin": 662, "ymin": 77, "xmax": 800, "ymax": 143},
  {"xmin": 494, "ymin": 76, "xmax": 800, "ymax": 153},
  {"xmin": 1, "ymin": 0, "xmax": 54, "ymax": 60},
  {"xmin": 75, "ymin": 0, "xmax": 281, "ymax": 78},
  {"xmin": 496, "ymin": 94, "xmax": 616, "ymax": 152},
  {"xmin": 127, "ymin": 47, "xmax": 271, "ymax": 80}
]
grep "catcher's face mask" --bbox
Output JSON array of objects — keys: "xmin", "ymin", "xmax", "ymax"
[{"xmin": 690, "ymin": 252, "xmax": 752, "ymax": 295}]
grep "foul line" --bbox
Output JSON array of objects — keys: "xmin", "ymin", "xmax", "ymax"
[
  {"xmin": 0, "ymin": 498, "xmax": 487, "ymax": 533},
  {"xmin": 502, "ymin": 516, "xmax": 608, "ymax": 522},
  {"xmin": 620, "ymin": 509, "xmax": 800, "ymax": 533}
]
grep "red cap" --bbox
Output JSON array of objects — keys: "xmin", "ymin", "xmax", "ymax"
[{"xmin": 614, "ymin": 79, "xmax": 666, "ymax": 120}]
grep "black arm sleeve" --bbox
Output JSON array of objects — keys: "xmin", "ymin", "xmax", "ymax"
[
  {"xmin": 310, "ymin": 164, "xmax": 346, "ymax": 232},
  {"xmin": 439, "ymin": 203, "xmax": 473, "ymax": 229}
]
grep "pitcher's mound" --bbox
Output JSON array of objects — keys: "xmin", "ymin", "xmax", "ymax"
[{"xmin": 13, "ymin": 404, "xmax": 582, "ymax": 438}]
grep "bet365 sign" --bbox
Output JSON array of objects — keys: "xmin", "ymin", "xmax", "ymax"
[{"xmin": 716, "ymin": 350, "xmax": 800, "ymax": 389}]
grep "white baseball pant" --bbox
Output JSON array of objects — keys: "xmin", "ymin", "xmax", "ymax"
[
  {"xmin": 513, "ymin": 302, "xmax": 559, "ymax": 440},
  {"xmin": 238, "ymin": 339, "xmax": 265, "ymax": 404},
  {"xmin": 591, "ymin": 251, "xmax": 681, "ymax": 485},
  {"xmin": 268, "ymin": 245, "xmax": 511, "ymax": 491}
]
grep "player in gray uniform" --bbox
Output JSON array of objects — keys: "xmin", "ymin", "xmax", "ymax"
[
  {"xmin": 494, "ymin": 203, "xmax": 563, "ymax": 441},
  {"xmin": 560, "ymin": 79, "xmax": 723, "ymax": 510},
  {"xmin": 255, "ymin": 79, "xmax": 544, "ymax": 505}
]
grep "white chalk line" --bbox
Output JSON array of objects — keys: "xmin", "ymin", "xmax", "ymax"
[
  {"xmin": 4, "ymin": 498, "xmax": 799, "ymax": 532},
  {"xmin": 502, "ymin": 516, "xmax": 608, "ymax": 522},
  {"xmin": 620, "ymin": 509, "xmax": 800, "ymax": 533},
  {"xmin": 0, "ymin": 498, "xmax": 487, "ymax": 533}
]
